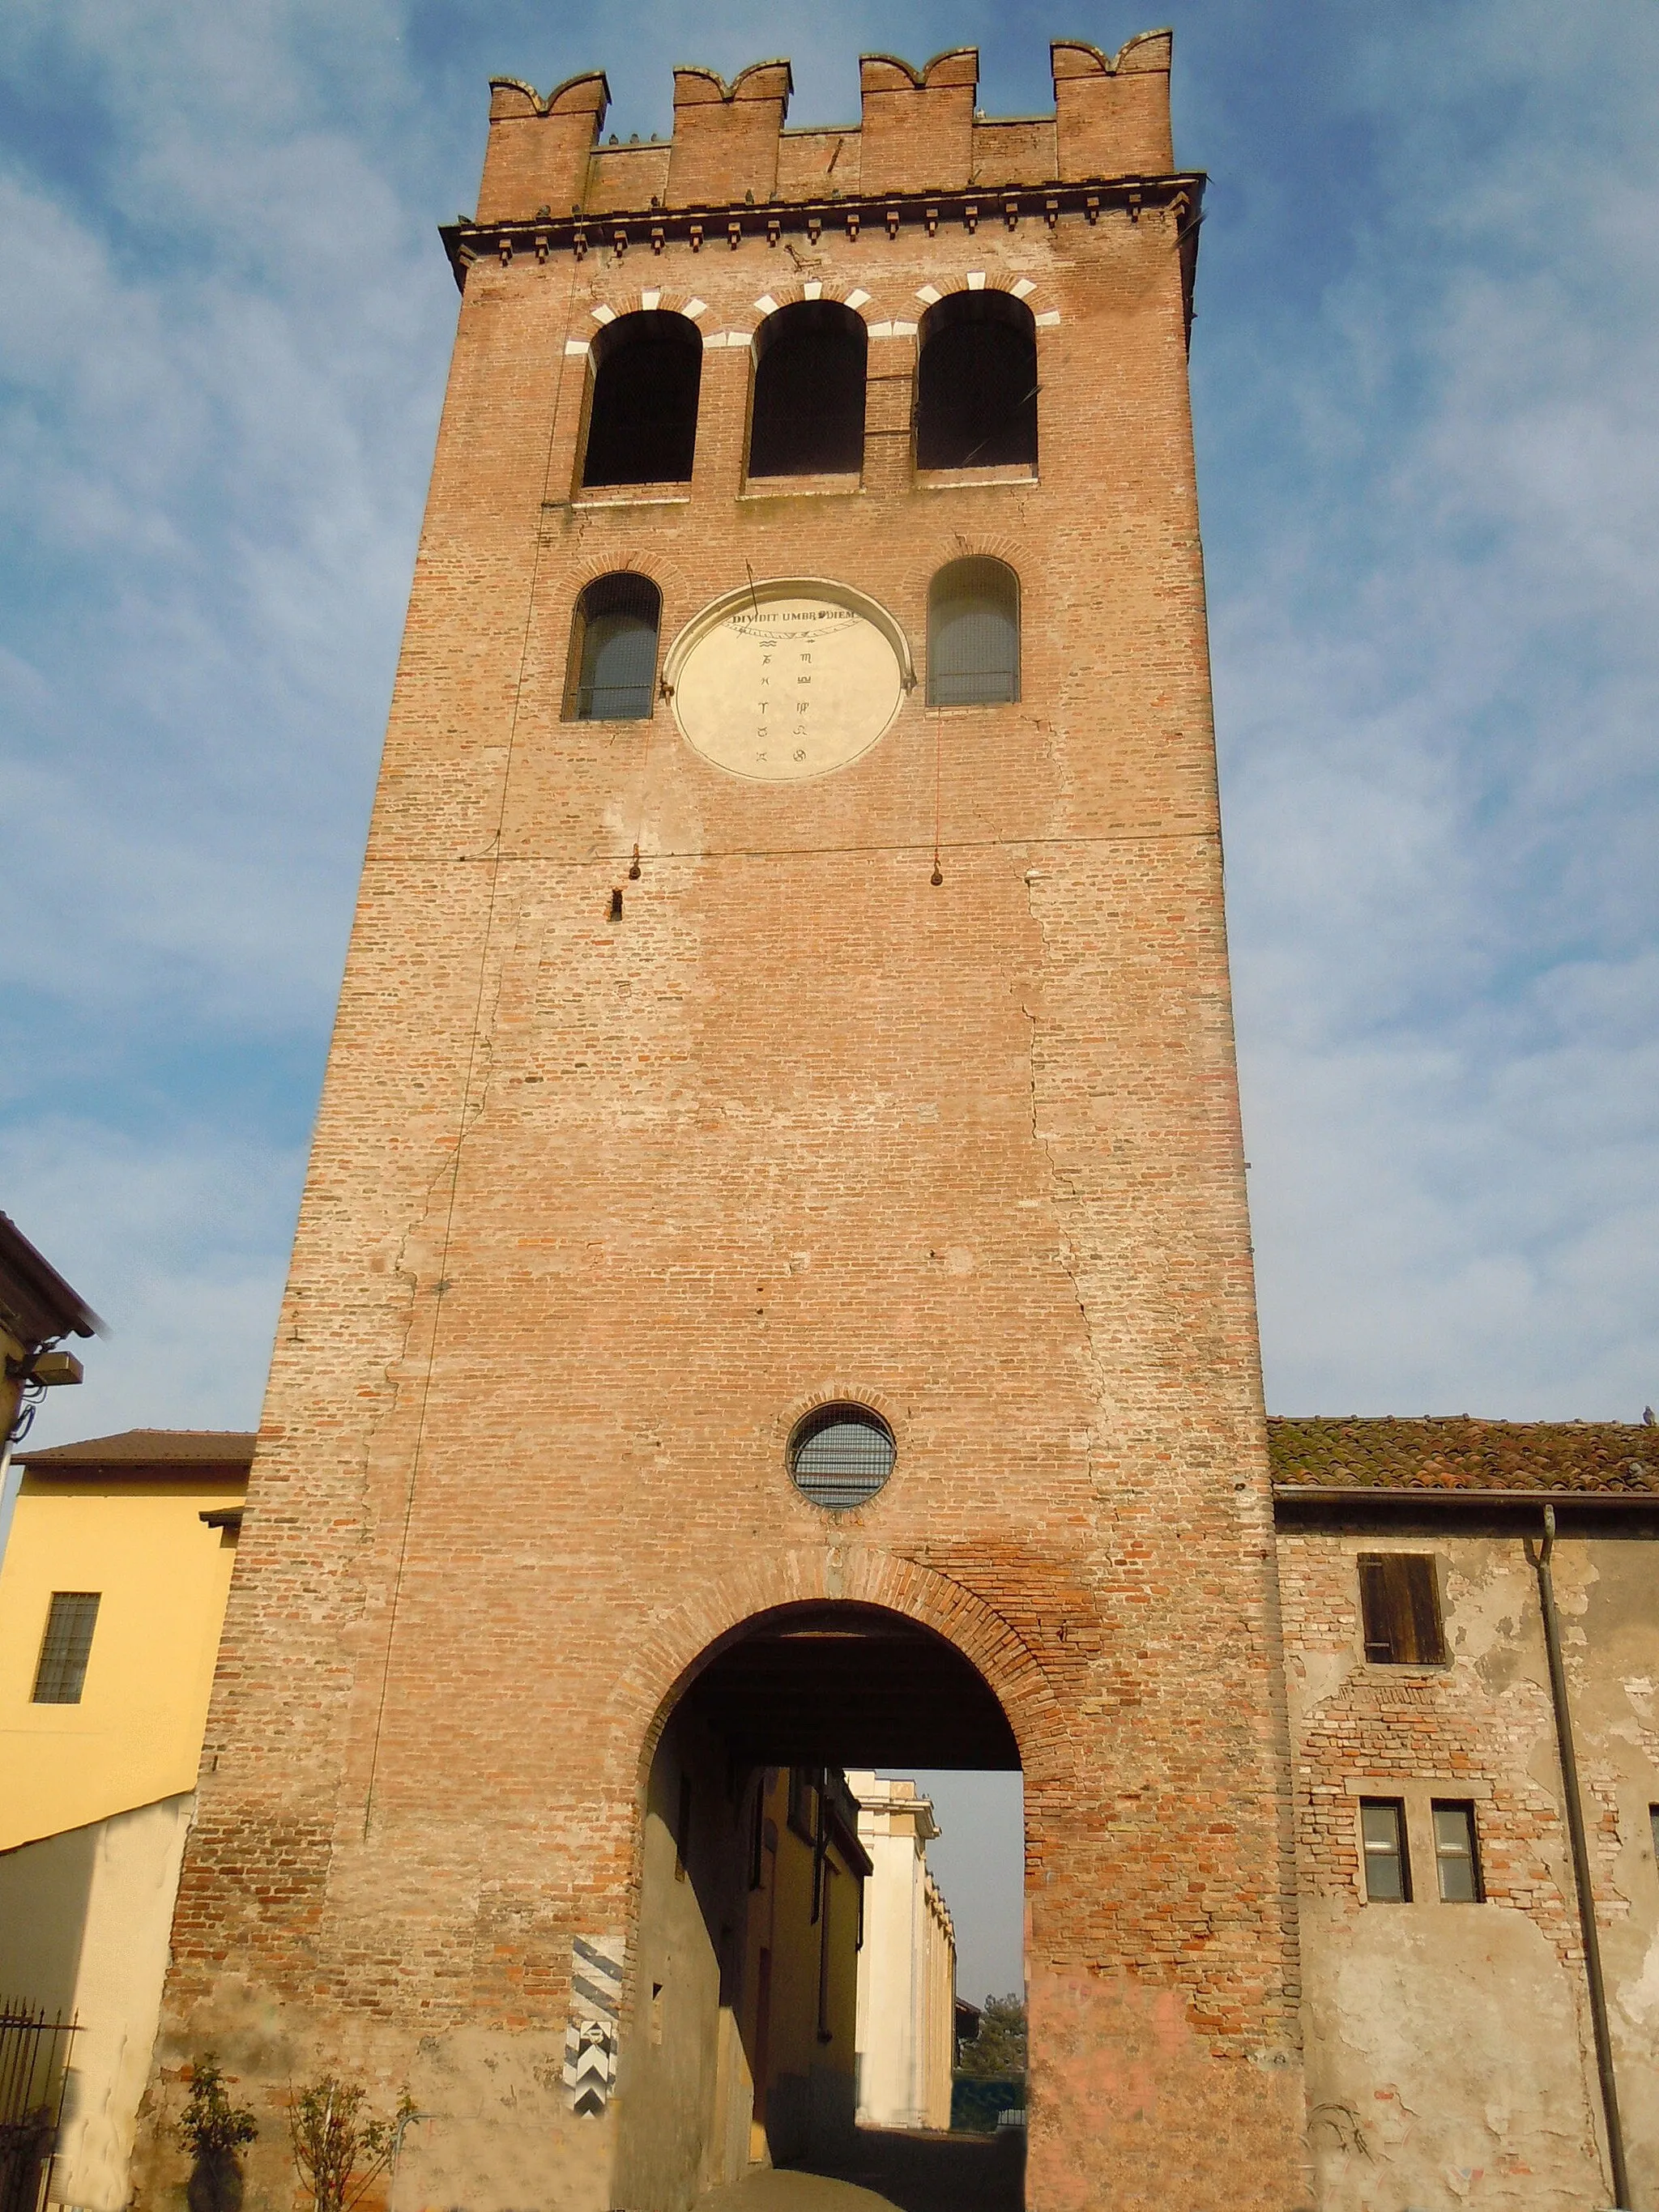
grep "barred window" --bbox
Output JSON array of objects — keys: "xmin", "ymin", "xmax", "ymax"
[
  {"xmin": 581, "ymin": 310, "xmax": 702, "ymax": 488},
  {"xmin": 748, "ymin": 301, "xmax": 868, "ymax": 478},
  {"xmin": 1360, "ymin": 1798, "xmax": 1410, "ymax": 1903},
  {"xmin": 1358, "ymin": 1554, "xmax": 1446, "ymax": 1666},
  {"xmin": 565, "ymin": 573, "xmax": 661, "ymax": 722},
  {"xmin": 915, "ymin": 291, "xmax": 1038, "ymax": 471},
  {"xmin": 928, "ymin": 557, "xmax": 1020, "ymax": 706},
  {"xmin": 32, "ymin": 1592, "xmax": 100, "ymax": 1704},
  {"xmin": 788, "ymin": 1406, "xmax": 895, "ymax": 1511}
]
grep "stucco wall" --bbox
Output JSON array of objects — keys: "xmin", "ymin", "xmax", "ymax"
[
  {"xmin": 612, "ymin": 1729, "xmax": 863, "ymax": 2209},
  {"xmin": 851, "ymin": 1773, "xmax": 957, "ymax": 2131},
  {"xmin": 0, "ymin": 1795, "xmax": 195, "ymax": 2212},
  {"xmin": 0, "ymin": 1478, "xmax": 241, "ymax": 1849},
  {"xmin": 1281, "ymin": 1524, "xmax": 1658, "ymax": 2210}
]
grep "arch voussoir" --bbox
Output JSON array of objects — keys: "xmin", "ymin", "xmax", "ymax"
[{"xmin": 604, "ymin": 1545, "xmax": 1064, "ymax": 1796}]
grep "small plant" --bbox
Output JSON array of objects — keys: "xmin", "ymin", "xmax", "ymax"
[
  {"xmin": 174, "ymin": 2058, "xmax": 258, "ymax": 2212},
  {"xmin": 175, "ymin": 2059, "xmax": 259, "ymax": 2161},
  {"xmin": 288, "ymin": 2076, "xmax": 416, "ymax": 2212}
]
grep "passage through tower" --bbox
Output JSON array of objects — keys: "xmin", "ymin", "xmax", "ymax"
[{"xmin": 138, "ymin": 33, "xmax": 1311, "ymax": 2212}]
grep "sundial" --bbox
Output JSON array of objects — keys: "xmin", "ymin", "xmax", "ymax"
[{"xmin": 665, "ymin": 580, "xmax": 912, "ymax": 782}]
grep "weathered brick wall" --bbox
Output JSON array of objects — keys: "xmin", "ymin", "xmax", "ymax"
[
  {"xmin": 137, "ymin": 36, "xmax": 1311, "ymax": 2212},
  {"xmin": 1279, "ymin": 1524, "xmax": 1658, "ymax": 2208}
]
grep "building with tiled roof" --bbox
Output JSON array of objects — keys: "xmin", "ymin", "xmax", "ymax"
[
  {"xmin": 1268, "ymin": 1413, "xmax": 1659, "ymax": 1495},
  {"xmin": 1270, "ymin": 1411, "xmax": 1657, "ymax": 2205},
  {"xmin": 18, "ymin": 1428, "xmax": 258, "ymax": 1471}
]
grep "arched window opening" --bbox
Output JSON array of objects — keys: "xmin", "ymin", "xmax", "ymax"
[
  {"xmin": 748, "ymin": 301, "xmax": 868, "ymax": 479},
  {"xmin": 581, "ymin": 311, "xmax": 702, "ymax": 488},
  {"xmin": 928, "ymin": 558, "xmax": 1020, "ymax": 707},
  {"xmin": 565, "ymin": 573, "xmax": 662, "ymax": 721},
  {"xmin": 915, "ymin": 292, "xmax": 1038, "ymax": 472}
]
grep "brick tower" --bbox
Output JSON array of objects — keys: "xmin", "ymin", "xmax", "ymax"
[{"xmin": 141, "ymin": 33, "xmax": 1311, "ymax": 2212}]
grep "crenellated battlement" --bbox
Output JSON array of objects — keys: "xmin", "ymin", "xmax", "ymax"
[{"xmin": 475, "ymin": 32, "xmax": 1175, "ymax": 227}]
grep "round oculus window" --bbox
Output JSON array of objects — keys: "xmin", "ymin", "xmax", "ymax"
[{"xmin": 788, "ymin": 1404, "xmax": 896, "ymax": 1511}]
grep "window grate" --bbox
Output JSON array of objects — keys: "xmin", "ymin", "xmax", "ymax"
[
  {"xmin": 928, "ymin": 557, "xmax": 1020, "ymax": 707},
  {"xmin": 788, "ymin": 1405, "xmax": 895, "ymax": 1511},
  {"xmin": 568, "ymin": 573, "xmax": 661, "ymax": 723},
  {"xmin": 32, "ymin": 1592, "xmax": 100, "ymax": 1705}
]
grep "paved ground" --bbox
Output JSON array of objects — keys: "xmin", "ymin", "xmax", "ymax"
[{"xmin": 695, "ymin": 2127, "xmax": 1025, "ymax": 2212}]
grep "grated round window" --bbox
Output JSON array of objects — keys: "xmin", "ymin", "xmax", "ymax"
[{"xmin": 788, "ymin": 1405, "xmax": 895, "ymax": 1511}]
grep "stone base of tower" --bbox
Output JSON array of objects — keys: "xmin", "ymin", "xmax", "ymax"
[{"xmin": 131, "ymin": 1992, "xmax": 1307, "ymax": 2212}]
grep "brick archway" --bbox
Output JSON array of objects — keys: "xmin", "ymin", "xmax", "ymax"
[{"xmin": 610, "ymin": 1546, "xmax": 1061, "ymax": 1796}]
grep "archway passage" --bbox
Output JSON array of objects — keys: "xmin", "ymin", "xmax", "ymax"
[
  {"xmin": 616, "ymin": 1606, "xmax": 1025, "ymax": 2212},
  {"xmin": 680, "ymin": 1605, "xmax": 1020, "ymax": 1771}
]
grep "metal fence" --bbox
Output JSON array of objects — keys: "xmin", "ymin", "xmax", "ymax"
[{"xmin": 0, "ymin": 2001, "xmax": 79, "ymax": 2212}]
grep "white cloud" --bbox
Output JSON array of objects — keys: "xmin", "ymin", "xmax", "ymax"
[
  {"xmin": 1, "ymin": 0, "xmax": 1655, "ymax": 1447},
  {"xmin": 1209, "ymin": 2, "xmax": 1659, "ymax": 1414},
  {"xmin": 2, "ymin": 1118, "xmax": 301, "ymax": 1445}
]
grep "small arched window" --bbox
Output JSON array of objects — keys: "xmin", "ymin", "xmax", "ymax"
[
  {"xmin": 565, "ymin": 573, "xmax": 661, "ymax": 721},
  {"xmin": 748, "ymin": 301, "xmax": 868, "ymax": 479},
  {"xmin": 581, "ymin": 311, "xmax": 702, "ymax": 488},
  {"xmin": 915, "ymin": 292, "xmax": 1038, "ymax": 472},
  {"xmin": 928, "ymin": 558, "xmax": 1020, "ymax": 706}
]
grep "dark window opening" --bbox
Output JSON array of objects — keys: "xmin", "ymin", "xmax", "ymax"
[
  {"xmin": 1360, "ymin": 1798, "xmax": 1411, "ymax": 1902},
  {"xmin": 915, "ymin": 290, "xmax": 1038, "ymax": 471},
  {"xmin": 748, "ymin": 301, "xmax": 868, "ymax": 478},
  {"xmin": 928, "ymin": 556, "xmax": 1020, "ymax": 707},
  {"xmin": 1433, "ymin": 1801, "xmax": 1482, "ymax": 1902},
  {"xmin": 32, "ymin": 1592, "xmax": 100, "ymax": 1704},
  {"xmin": 748, "ymin": 1771, "xmax": 770, "ymax": 1890},
  {"xmin": 581, "ymin": 310, "xmax": 702, "ymax": 488},
  {"xmin": 788, "ymin": 1407, "xmax": 896, "ymax": 1511},
  {"xmin": 816, "ymin": 1858, "xmax": 837, "ymax": 2041},
  {"xmin": 787, "ymin": 1765, "xmax": 821, "ymax": 1845},
  {"xmin": 565, "ymin": 573, "xmax": 661, "ymax": 722},
  {"xmin": 1358, "ymin": 1554, "xmax": 1447, "ymax": 1666}
]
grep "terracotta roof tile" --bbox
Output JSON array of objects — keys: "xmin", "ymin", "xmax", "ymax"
[
  {"xmin": 17, "ymin": 1428, "xmax": 257, "ymax": 1470},
  {"xmin": 1267, "ymin": 1416, "xmax": 1659, "ymax": 1495}
]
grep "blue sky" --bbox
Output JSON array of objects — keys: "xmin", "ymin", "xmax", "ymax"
[{"xmin": 5, "ymin": 0, "xmax": 1657, "ymax": 1454}]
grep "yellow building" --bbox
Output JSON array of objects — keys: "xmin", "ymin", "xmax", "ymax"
[
  {"xmin": 735, "ymin": 1767, "xmax": 870, "ymax": 2169},
  {"xmin": 616, "ymin": 1719, "xmax": 871, "ymax": 2208},
  {"xmin": 0, "ymin": 1430, "xmax": 252, "ymax": 2212}
]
